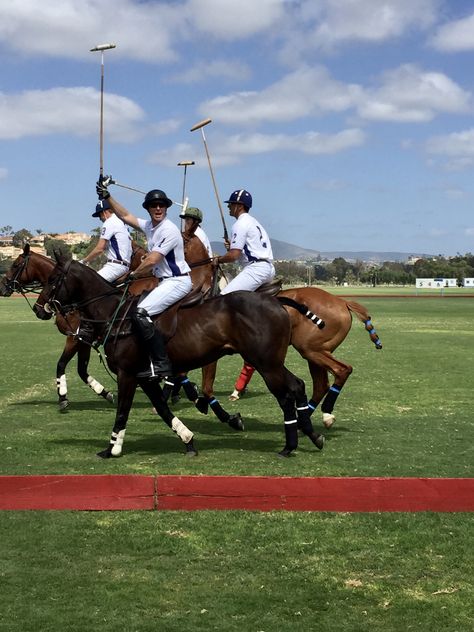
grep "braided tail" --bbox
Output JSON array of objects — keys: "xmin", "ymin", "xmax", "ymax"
[{"xmin": 345, "ymin": 300, "xmax": 383, "ymax": 349}]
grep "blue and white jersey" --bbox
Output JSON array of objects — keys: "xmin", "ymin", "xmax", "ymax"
[
  {"xmin": 230, "ymin": 213, "xmax": 273, "ymax": 264},
  {"xmin": 137, "ymin": 216, "xmax": 191, "ymax": 278},
  {"xmin": 101, "ymin": 214, "xmax": 132, "ymax": 263}
]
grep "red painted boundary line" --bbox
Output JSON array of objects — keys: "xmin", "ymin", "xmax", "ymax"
[{"xmin": 1, "ymin": 475, "xmax": 473, "ymax": 512}]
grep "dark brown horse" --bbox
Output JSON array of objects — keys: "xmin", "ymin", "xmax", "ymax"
[
  {"xmin": 32, "ymin": 252, "xmax": 324, "ymax": 458},
  {"xmin": 0, "ymin": 241, "xmax": 204, "ymax": 412},
  {"xmin": 182, "ymin": 234, "xmax": 382, "ymax": 429}
]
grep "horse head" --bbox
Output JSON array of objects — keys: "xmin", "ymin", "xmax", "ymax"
[
  {"xmin": 0, "ymin": 243, "xmax": 33, "ymax": 297},
  {"xmin": 33, "ymin": 250, "xmax": 74, "ymax": 320}
]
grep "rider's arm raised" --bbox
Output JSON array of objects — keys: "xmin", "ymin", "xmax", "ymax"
[{"xmin": 107, "ymin": 196, "xmax": 141, "ymax": 231}]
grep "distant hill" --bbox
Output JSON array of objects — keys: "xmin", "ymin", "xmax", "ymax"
[{"xmin": 210, "ymin": 238, "xmax": 433, "ymax": 263}]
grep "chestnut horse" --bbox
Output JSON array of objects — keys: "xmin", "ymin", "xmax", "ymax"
[
  {"xmin": 182, "ymin": 234, "xmax": 382, "ymax": 429},
  {"xmin": 33, "ymin": 252, "xmax": 324, "ymax": 458}
]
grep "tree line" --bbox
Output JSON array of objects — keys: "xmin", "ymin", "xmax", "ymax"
[{"xmin": 1, "ymin": 225, "xmax": 473, "ymax": 285}]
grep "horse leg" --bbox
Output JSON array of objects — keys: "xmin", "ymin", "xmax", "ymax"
[
  {"xmin": 97, "ymin": 371, "xmax": 137, "ymax": 459},
  {"xmin": 306, "ymin": 362, "xmax": 329, "ymax": 416},
  {"xmin": 55, "ymin": 337, "xmax": 77, "ymax": 412},
  {"xmin": 197, "ymin": 362, "xmax": 244, "ymax": 431},
  {"xmin": 76, "ymin": 342, "xmax": 115, "ymax": 405},
  {"xmin": 305, "ymin": 352, "xmax": 353, "ymax": 428},
  {"xmin": 294, "ymin": 376, "xmax": 325, "ymax": 450},
  {"xmin": 260, "ymin": 366, "xmax": 301, "ymax": 457},
  {"xmin": 139, "ymin": 379, "xmax": 197, "ymax": 456},
  {"xmin": 163, "ymin": 374, "xmax": 199, "ymax": 404}
]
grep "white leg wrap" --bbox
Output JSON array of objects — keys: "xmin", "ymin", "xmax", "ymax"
[
  {"xmin": 110, "ymin": 429, "xmax": 126, "ymax": 456},
  {"xmin": 87, "ymin": 376, "xmax": 105, "ymax": 395},
  {"xmin": 323, "ymin": 413, "xmax": 336, "ymax": 428},
  {"xmin": 56, "ymin": 374, "xmax": 68, "ymax": 396},
  {"xmin": 171, "ymin": 417, "xmax": 194, "ymax": 443}
]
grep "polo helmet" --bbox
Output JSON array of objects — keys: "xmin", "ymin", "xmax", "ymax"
[
  {"xmin": 224, "ymin": 189, "xmax": 252, "ymax": 209},
  {"xmin": 92, "ymin": 198, "xmax": 111, "ymax": 217},
  {"xmin": 142, "ymin": 189, "xmax": 173, "ymax": 210},
  {"xmin": 179, "ymin": 206, "xmax": 203, "ymax": 222}
]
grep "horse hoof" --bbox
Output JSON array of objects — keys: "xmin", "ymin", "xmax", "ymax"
[
  {"xmin": 185, "ymin": 440, "xmax": 198, "ymax": 457},
  {"xmin": 96, "ymin": 447, "xmax": 114, "ymax": 459},
  {"xmin": 195, "ymin": 396, "xmax": 209, "ymax": 415},
  {"xmin": 228, "ymin": 389, "xmax": 240, "ymax": 401},
  {"xmin": 310, "ymin": 433, "xmax": 325, "ymax": 450},
  {"xmin": 105, "ymin": 391, "xmax": 115, "ymax": 404},
  {"xmin": 228, "ymin": 414, "xmax": 244, "ymax": 431},
  {"xmin": 59, "ymin": 400, "xmax": 69, "ymax": 413},
  {"xmin": 278, "ymin": 447, "xmax": 294, "ymax": 458},
  {"xmin": 323, "ymin": 413, "xmax": 335, "ymax": 428}
]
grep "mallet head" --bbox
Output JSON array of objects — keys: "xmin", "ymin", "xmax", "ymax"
[
  {"xmin": 177, "ymin": 161, "xmax": 195, "ymax": 166},
  {"xmin": 190, "ymin": 118, "xmax": 212, "ymax": 132},
  {"xmin": 90, "ymin": 43, "xmax": 117, "ymax": 52}
]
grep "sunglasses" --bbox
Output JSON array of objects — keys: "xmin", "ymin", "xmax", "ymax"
[{"xmin": 147, "ymin": 202, "xmax": 168, "ymax": 209}]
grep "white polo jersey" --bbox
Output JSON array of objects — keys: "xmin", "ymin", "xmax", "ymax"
[
  {"xmin": 101, "ymin": 214, "xmax": 132, "ymax": 264},
  {"xmin": 230, "ymin": 213, "xmax": 273, "ymax": 264},
  {"xmin": 137, "ymin": 216, "xmax": 190, "ymax": 278},
  {"xmin": 195, "ymin": 225, "xmax": 212, "ymax": 257}
]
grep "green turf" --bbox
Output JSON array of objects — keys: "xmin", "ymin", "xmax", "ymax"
[{"xmin": 0, "ymin": 293, "xmax": 473, "ymax": 632}]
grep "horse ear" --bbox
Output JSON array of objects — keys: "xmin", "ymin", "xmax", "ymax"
[{"xmin": 23, "ymin": 243, "xmax": 30, "ymax": 255}]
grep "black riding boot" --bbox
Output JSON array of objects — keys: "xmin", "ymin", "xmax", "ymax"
[{"xmin": 132, "ymin": 307, "xmax": 173, "ymax": 379}]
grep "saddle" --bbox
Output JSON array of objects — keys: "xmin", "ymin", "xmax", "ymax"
[{"xmin": 256, "ymin": 278, "xmax": 283, "ymax": 297}]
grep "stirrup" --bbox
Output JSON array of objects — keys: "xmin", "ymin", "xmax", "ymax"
[{"xmin": 136, "ymin": 361, "xmax": 172, "ymax": 380}]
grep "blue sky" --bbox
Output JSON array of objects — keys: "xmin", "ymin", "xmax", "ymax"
[{"xmin": 1, "ymin": 0, "xmax": 474, "ymax": 255}]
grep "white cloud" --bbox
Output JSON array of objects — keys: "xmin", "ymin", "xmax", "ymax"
[
  {"xmin": 185, "ymin": 0, "xmax": 285, "ymax": 39},
  {"xmin": 0, "ymin": 167, "xmax": 8, "ymax": 179},
  {"xmin": 465, "ymin": 228, "xmax": 474, "ymax": 236},
  {"xmin": 426, "ymin": 128, "xmax": 474, "ymax": 156},
  {"xmin": 0, "ymin": 0, "xmax": 181, "ymax": 62},
  {"xmin": 430, "ymin": 11, "xmax": 474, "ymax": 51},
  {"xmin": 0, "ymin": 87, "xmax": 145, "ymax": 141},
  {"xmin": 200, "ymin": 66, "xmax": 362, "ymax": 125},
  {"xmin": 170, "ymin": 60, "xmax": 251, "ymax": 84},
  {"xmin": 285, "ymin": 0, "xmax": 439, "ymax": 54},
  {"xmin": 358, "ymin": 64, "xmax": 472, "ymax": 122},
  {"xmin": 149, "ymin": 128, "xmax": 365, "ymax": 167}
]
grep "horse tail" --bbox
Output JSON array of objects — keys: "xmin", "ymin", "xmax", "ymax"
[
  {"xmin": 345, "ymin": 300, "xmax": 382, "ymax": 349},
  {"xmin": 277, "ymin": 296, "xmax": 325, "ymax": 329}
]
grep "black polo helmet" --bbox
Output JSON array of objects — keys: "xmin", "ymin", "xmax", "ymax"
[{"xmin": 142, "ymin": 189, "xmax": 173, "ymax": 210}]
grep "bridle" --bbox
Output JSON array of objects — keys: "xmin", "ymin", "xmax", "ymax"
[{"xmin": 1, "ymin": 250, "xmax": 38, "ymax": 296}]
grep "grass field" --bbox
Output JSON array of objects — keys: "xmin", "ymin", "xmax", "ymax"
[{"xmin": 0, "ymin": 293, "xmax": 473, "ymax": 631}]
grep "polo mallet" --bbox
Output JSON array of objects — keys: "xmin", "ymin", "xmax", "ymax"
[
  {"xmin": 90, "ymin": 43, "xmax": 116, "ymax": 182},
  {"xmin": 178, "ymin": 160, "xmax": 195, "ymax": 230},
  {"xmin": 190, "ymin": 118, "xmax": 228, "ymax": 241},
  {"xmin": 109, "ymin": 179, "xmax": 188, "ymax": 212}
]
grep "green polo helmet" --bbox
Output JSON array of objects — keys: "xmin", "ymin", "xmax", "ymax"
[{"xmin": 179, "ymin": 206, "xmax": 203, "ymax": 222}]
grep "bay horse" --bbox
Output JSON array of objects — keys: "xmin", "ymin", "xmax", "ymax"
[
  {"xmin": 182, "ymin": 234, "xmax": 382, "ymax": 429},
  {"xmin": 0, "ymin": 241, "xmax": 207, "ymax": 413},
  {"xmin": 32, "ymin": 251, "xmax": 324, "ymax": 458}
]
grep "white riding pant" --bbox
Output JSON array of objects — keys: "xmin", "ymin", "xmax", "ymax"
[
  {"xmin": 220, "ymin": 261, "xmax": 275, "ymax": 295},
  {"xmin": 138, "ymin": 275, "xmax": 192, "ymax": 316},
  {"xmin": 98, "ymin": 262, "xmax": 129, "ymax": 283}
]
